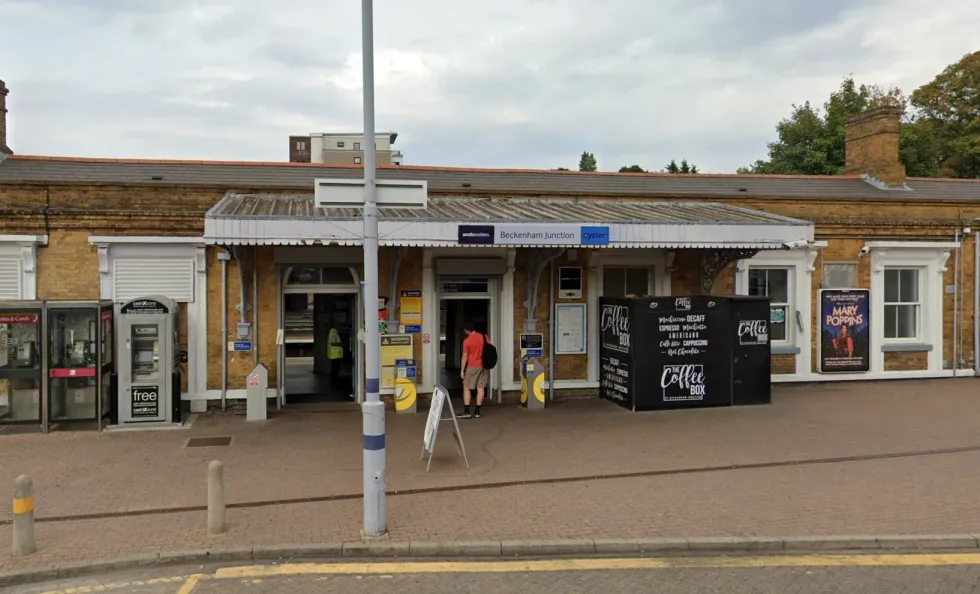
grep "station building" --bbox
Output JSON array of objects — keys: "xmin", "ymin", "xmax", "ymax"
[{"xmin": 1, "ymin": 106, "xmax": 980, "ymax": 419}]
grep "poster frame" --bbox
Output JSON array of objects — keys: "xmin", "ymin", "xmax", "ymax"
[
  {"xmin": 554, "ymin": 302, "xmax": 587, "ymax": 355},
  {"xmin": 817, "ymin": 288, "xmax": 871, "ymax": 374}
]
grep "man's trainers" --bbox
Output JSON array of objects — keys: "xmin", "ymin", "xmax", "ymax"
[
  {"xmin": 473, "ymin": 409, "xmax": 481, "ymax": 418},
  {"xmin": 459, "ymin": 410, "xmax": 472, "ymax": 419}
]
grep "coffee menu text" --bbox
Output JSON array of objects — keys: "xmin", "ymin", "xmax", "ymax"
[{"xmin": 657, "ymin": 313, "xmax": 709, "ymax": 357}]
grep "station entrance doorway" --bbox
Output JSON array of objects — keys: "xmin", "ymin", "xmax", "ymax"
[
  {"xmin": 438, "ymin": 277, "xmax": 496, "ymax": 398},
  {"xmin": 279, "ymin": 266, "xmax": 362, "ymax": 404}
]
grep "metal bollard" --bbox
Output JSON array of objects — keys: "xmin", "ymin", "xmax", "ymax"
[
  {"xmin": 12, "ymin": 474, "xmax": 36, "ymax": 556},
  {"xmin": 207, "ymin": 460, "xmax": 225, "ymax": 535}
]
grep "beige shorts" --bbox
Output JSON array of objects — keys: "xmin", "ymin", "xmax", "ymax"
[{"xmin": 464, "ymin": 366, "xmax": 489, "ymax": 390}]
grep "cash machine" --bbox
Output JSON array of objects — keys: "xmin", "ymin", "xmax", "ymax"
[{"xmin": 116, "ymin": 296, "xmax": 182, "ymax": 426}]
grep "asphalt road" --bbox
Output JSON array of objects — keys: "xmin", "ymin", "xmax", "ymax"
[{"xmin": 10, "ymin": 554, "xmax": 980, "ymax": 594}]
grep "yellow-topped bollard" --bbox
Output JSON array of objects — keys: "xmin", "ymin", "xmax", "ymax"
[{"xmin": 12, "ymin": 474, "xmax": 36, "ymax": 556}]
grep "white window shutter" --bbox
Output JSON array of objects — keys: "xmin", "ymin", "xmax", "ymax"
[
  {"xmin": 0, "ymin": 257, "xmax": 22, "ymax": 300},
  {"xmin": 113, "ymin": 258, "xmax": 194, "ymax": 302}
]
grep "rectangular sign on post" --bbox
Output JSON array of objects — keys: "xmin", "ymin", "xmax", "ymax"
[
  {"xmin": 819, "ymin": 289, "xmax": 870, "ymax": 373},
  {"xmin": 457, "ymin": 224, "xmax": 610, "ymax": 246}
]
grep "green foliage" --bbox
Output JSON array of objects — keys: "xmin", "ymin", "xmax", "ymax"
[
  {"xmin": 665, "ymin": 159, "xmax": 699, "ymax": 174},
  {"xmin": 618, "ymin": 164, "xmax": 646, "ymax": 173},
  {"xmin": 578, "ymin": 151, "xmax": 598, "ymax": 172},
  {"xmin": 910, "ymin": 51, "xmax": 980, "ymax": 178},
  {"xmin": 738, "ymin": 77, "xmax": 909, "ymax": 175},
  {"xmin": 741, "ymin": 55, "xmax": 980, "ymax": 179}
]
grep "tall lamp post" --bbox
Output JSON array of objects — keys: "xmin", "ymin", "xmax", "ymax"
[{"xmin": 360, "ymin": 0, "xmax": 387, "ymax": 538}]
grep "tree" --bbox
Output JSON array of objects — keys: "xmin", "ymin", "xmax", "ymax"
[
  {"xmin": 618, "ymin": 165, "xmax": 646, "ymax": 173},
  {"xmin": 665, "ymin": 159, "xmax": 699, "ymax": 174},
  {"xmin": 737, "ymin": 77, "xmax": 918, "ymax": 176},
  {"xmin": 578, "ymin": 151, "xmax": 598, "ymax": 172},
  {"xmin": 553, "ymin": 167, "xmax": 570, "ymax": 171},
  {"xmin": 910, "ymin": 51, "xmax": 980, "ymax": 178}
]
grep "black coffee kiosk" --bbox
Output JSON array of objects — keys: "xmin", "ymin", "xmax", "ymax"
[
  {"xmin": 730, "ymin": 296, "xmax": 772, "ymax": 406},
  {"xmin": 599, "ymin": 295, "xmax": 771, "ymax": 411}
]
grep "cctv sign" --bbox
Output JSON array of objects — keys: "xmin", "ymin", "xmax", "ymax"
[{"xmin": 131, "ymin": 386, "xmax": 160, "ymax": 418}]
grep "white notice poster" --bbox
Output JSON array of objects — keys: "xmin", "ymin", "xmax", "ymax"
[{"xmin": 555, "ymin": 303, "xmax": 587, "ymax": 354}]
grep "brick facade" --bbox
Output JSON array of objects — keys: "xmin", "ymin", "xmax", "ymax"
[
  {"xmin": 3, "ymin": 179, "xmax": 977, "ymax": 395},
  {"xmin": 844, "ymin": 107, "xmax": 906, "ymax": 185},
  {"xmin": 2, "ymin": 106, "xmax": 979, "ymax": 400}
]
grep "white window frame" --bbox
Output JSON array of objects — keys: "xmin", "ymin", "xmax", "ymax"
[
  {"xmin": 586, "ymin": 249, "xmax": 670, "ymax": 385},
  {"xmin": 735, "ymin": 247, "xmax": 818, "ymax": 377},
  {"xmin": 0, "ymin": 235, "xmax": 47, "ymax": 300},
  {"xmin": 746, "ymin": 267, "xmax": 792, "ymax": 344},
  {"xmin": 600, "ymin": 264, "xmax": 654, "ymax": 298},
  {"xmin": 868, "ymin": 242, "xmax": 952, "ymax": 373},
  {"xmin": 89, "ymin": 236, "xmax": 208, "ymax": 398},
  {"xmin": 882, "ymin": 267, "xmax": 922, "ymax": 341},
  {"xmin": 353, "ymin": 142, "xmax": 361, "ymax": 150}
]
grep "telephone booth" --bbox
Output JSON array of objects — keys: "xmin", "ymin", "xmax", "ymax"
[
  {"xmin": 0, "ymin": 302, "xmax": 44, "ymax": 430},
  {"xmin": 45, "ymin": 301, "xmax": 115, "ymax": 432}
]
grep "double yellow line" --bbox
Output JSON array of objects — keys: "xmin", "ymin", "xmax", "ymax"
[{"xmin": 37, "ymin": 553, "xmax": 980, "ymax": 594}]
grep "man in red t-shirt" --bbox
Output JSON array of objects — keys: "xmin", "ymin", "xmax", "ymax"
[{"xmin": 460, "ymin": 321, "xmax": 490, "ymax": 419}]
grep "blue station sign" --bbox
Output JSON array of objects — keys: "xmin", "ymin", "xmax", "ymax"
[{"xmin": 458, "ymin": 224, "xmax": 610, "ymax": 246}]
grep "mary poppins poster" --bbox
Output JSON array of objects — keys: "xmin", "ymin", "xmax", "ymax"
[{"xmin": 819, "ymin": 289, "xmax": 870, "ymax": 373}]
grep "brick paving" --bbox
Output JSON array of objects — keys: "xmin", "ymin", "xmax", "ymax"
[{"xmin": 3, "ymin": 378, "xmax": 980, "ymax": 574}]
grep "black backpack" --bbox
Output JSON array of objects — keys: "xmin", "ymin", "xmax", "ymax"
[{"xmin": 481, "ymin": 333, "xmax": 498, "ymax": 370}]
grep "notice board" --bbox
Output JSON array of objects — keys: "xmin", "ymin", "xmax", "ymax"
[{"xmin": 380, "ymin": 334, "xmax": 414, "ymax": 389}]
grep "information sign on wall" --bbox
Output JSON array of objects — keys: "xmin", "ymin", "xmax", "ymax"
[
  {"xmin": 380, "ymin": 334, "xmax": 414, "ymax": 389},
  {"xmin": 819, "ymin": 289, "xmax": 870, "ymax": 373},
  {"xmin": 554, "ymin": 303, "xmax": 587, "ymax": 354},
  {"xmin": 400, "ymin": 290, "xmax": 423, "ymax": 325}
]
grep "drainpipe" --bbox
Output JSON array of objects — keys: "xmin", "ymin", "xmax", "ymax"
[
  {"xmin": 276, "ymin": 263, "xmax": 283, "ymax": 410},
  {"xmin": 524, "ymin": 248, "xmax": 565, "ymax": 333},
  {"xmin": 387, "ymin": 247, "xmax": 408, "ymax": 332},
  {"xmin": 217, "ymin": 250, "xmax": 232, "ymax": 410},
  {"xmin": 252, "ymin": 248, "xmax": 258, "ymax": 368},
  {"xmin": 959, "ymin": 230, "xmax": 966, "ymax": 372},
  {"xmin": 548, "ymin": 257, "xmax": 556, "ymax": 402},
  {"xmin": 974, "ymin": 231, "xmax": 979, "ymax": 376},
  {"xmin": 954, "ymin": 229, "xmax": 959, "ymax": 376}
]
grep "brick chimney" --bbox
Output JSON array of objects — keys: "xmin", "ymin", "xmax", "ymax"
[
  {"xmin": 844, "ymin": 106, "xmax": 904, "ymax": 185},
  {"xmin": 0, "ymin": 80, "xmax": 10, "ymax": 155}
]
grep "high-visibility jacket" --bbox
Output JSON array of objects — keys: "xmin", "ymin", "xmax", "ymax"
[{"xmin": 327, "ymin": 328, "xmax": 344, "ymax": 360}]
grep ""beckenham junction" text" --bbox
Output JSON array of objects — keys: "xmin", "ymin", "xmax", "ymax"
[{"xmin": 499, "ymin": 230, "xmax": 576, "ymax": 240}]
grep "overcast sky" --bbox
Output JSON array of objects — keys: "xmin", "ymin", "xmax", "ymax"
[{"xmin": 1, "ymin": 0, "xmax": 977, "ymax": 173}]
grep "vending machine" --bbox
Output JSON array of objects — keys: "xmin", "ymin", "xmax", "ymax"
[{"xmin": 116, "ymin": 296, "xmax": 181, "ymax": 425}]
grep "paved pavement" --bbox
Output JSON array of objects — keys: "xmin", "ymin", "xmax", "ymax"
[
  {"xmin": 3, "ymin": 379, "xmax": 980, "ymax": 574},
  {"xmin": 13, "ymin": 554, "xmax": 980, "ymax": 593}
]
